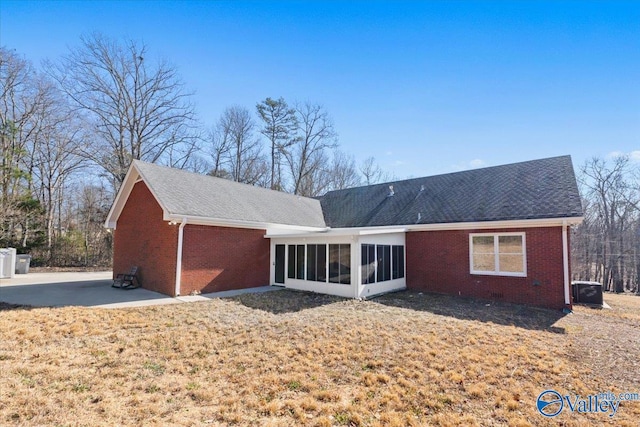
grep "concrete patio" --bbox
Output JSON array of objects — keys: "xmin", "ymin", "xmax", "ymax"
[{"xmin": 0, "ymin": 271, "xmax": 279, "ymax": 309}]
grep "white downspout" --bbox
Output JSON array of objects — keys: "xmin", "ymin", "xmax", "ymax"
[
  {"xmin": 175, "ymin": 217, "xmax": 187, "ymax": 296},
  {"xmin": 562, "ymin": 220, "xmax": 570, "ymax": 307}
]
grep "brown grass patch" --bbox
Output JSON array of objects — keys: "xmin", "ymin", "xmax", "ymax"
[{"xmin": 1, "ymin": 290, "xmax": 638, "ymax": 425}]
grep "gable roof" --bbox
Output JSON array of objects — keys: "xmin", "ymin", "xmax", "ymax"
[
  {"xmin": 318, "ymin": 155, "xmax": 583, "ymax": 228},
  {"xmin": 105, "ymin": 160, "xmax": 327, "ymax": 230},
  {"xmin": 107, "ymin": 155, "xmax": 583, "ymax": 232}
]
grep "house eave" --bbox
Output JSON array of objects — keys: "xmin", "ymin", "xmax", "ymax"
[
  {"xmin": 265, "ymin": 227, "xmax": 408, "ymax": 239},
  {"xmin": 164, "ymin": 213, "xmax": 327, "ymax": 232},
  {"xmin": 405, "ymin": 216, "xmax": 584, "ymax": 231},
  {"xmin": 264, "ymin": 216, "xmax": 584, "ymax": 239}
]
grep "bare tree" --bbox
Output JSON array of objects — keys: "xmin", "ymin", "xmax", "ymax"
[
  {"xmin": 205, "ymin": 124, "xmax": 231, "ymax": 179},
  {"xmin": 256, "ymin": 97, "xmax": 298, "ymax": 190},
  {"xmin": 286, "ymin": 102, "xmax": 337, "ymax": 195},
  {"xmin": 577, "ymin": 155, "xmax": 639, "ymax": 293},
  {"xmin": 328, "ymin": 150, "xmax": 361, "ymax": 191},
  {"xmin": 359, "ymin": 156, "xmax": 391, "ymax": 185},
  {"xmin": 49, "ymin": 33, "xmax": 197, "ymax": 188},
  {"xmin": 30, "ymin": 78, "xmax": 87, "ymax": 260},
  {"xmin": 0, "ymin": 47, "xmax": 51, "ymax": 247},
  {"xmin": 217, "ymin": 106, "xmax": 267, "ymax": 185},
  {"xmin": 294, "ymin": 151, "xmax": 332, "ymax": 197}
]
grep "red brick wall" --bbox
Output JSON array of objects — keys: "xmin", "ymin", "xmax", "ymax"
[
  {"xmin": 406, "ymin": 227, "xmax": 569, "ymax": 310},
  {"xmin": 113, "ymin": 182, "xmax": 178, "ymax": 295},
  {"xmin": 180, "ymin": 225, "xmax": 270, "ymax": 295}
]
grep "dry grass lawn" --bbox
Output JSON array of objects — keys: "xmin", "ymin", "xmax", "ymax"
[{"xmin": 1, "ymin": 290, "xmax": 638, "ymax": 426}]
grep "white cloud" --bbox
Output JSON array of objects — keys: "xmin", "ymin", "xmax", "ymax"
[
  {"xmin": 469, "ymin": 159, "xmax": 486, "ymax": 168},
  {"xmin": 607, "ymin": 151, "xmax": 624, "ymax": 159},
  {"xmin": 608, "ymin": 150, "xmax": 640, "ymax": 162},
  {"xmin": 450, "ymin": 159, "xmax": 487, "ymax": 172},
  {"xmin": 385, "ymin": 151, "xmax": 393, "ymax": 156}
]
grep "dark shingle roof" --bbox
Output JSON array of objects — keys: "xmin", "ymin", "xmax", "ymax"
[{"xmin": 318, "ymin": 156, "xmax": 583, "ymax": 228}]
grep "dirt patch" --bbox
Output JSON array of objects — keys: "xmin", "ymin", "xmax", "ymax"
[{"xmin": 0, "ymin": 290, "xmax": 638, "ymax": 426}]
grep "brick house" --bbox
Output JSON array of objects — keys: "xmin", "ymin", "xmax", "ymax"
[{"xmin": 105, "ymin": 156, "xmax": 583, "ymax": 310}]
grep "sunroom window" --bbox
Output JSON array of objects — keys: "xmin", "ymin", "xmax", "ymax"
[{"xmin": 361, "ymin": 244, "xmax": 405, "ymax": 284}]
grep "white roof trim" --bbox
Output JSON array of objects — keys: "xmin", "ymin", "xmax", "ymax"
[
  {"xmin": 264, "ymin": 216, "xmax": 583, "ymax": 239},
  {"xmin": 405, "ymin": 216, "xmax": 583, "ymax": 231},
  {"xmin": 265, "ymin": 227, "xmax": 408, "ymax": 239},
  {"xmin": 164, "ymin": 213, "xmax": 328, "ymax": 232}
]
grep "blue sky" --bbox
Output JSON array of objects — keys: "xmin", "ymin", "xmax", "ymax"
[{"xmin": 2, "ymin": 0, "xmax": 638, "ymax": 179}]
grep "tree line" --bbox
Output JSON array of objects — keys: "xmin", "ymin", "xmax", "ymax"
[
  {"xmin": 571, "ymin": 155, "xmax": 640, "ymax": 294},
  {"xmin": 0, "ymin": 34, "xmax": 389, "ymax": 267}
]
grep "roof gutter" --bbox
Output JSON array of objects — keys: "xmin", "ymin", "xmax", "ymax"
[
  {"xmin": 175, "ymin": 217, "xmax": 187, "ymax": 297},
  {"xmin": 406, "ymin": 216, "xmax": 584, "ymax": 232},
  {"xmin": 164, "ymin": 213, "xmax": 327, "ymax": 233},
  {"xmin": 264, "ymin": 216, "xmax": 584, "ymax": 238}
]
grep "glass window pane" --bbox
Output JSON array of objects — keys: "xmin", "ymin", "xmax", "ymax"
[
  {"xmin": 296, "ymin": 245, "xmax": 305, "ymax": 279},
  {"xmin": 472, "ymin": 236, "xmax": 494, "ymax": 253},
  {"xmin": 498, "ymin": 235, "xmax": 523, "ymax": 254},
  {"xmin": 377, "ymin": 245, "xmax": 391, "ymax": 282},
  {"xmin": 339, "ymin": 244, "xmax": 350, "ymax": 284},
  {"xmin": 307, "ymin": 244, "xmax": 317, "ymax": 281},
  {"xmin": 392, "ymin": 245, "xmax": 404, "ymax": 279},
  {"xmin": 473, "ymin": 253, "xmax": 495, "ymax": 271},
  {"xmin": 329, "ymin": 244, "xmax": 340, "ymax": 283},
  {"xmin": 288, "ymin": 245, "xmax": 296, "ymax": 279},
  {"xmin": 316, "ymin": 244, "xmax": 326, "ymax": 282},
  {"xmin": 361, "ymin": 244, "xmax": 376, "ymax": 284},
  {"xmin": 499, "ymin": 254, "xmax": 524, "ymax": 273}
]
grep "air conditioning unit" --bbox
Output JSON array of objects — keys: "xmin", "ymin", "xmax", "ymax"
[{"xmin": 571, "ymin": 281, "xmax": 603, "ymax": 306}]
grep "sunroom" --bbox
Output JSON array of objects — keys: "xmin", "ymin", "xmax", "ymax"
[{"xmin": 267, "ymin": 229, "xmax": 406, "ymax": 299}]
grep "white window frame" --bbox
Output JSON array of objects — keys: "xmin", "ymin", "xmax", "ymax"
[{"xmin": 469, "ymin": 232, "xmax": 527, "ymax": 277}]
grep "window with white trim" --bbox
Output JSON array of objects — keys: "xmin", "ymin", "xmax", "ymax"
[{"xmin": 470, "ymin": 233, "xmax": 526, "ymax": 276}]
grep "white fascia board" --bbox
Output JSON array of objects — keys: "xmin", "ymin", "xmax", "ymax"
[
  {"xmin": 406, "ymin": 216, "xmax": 584, "ymax": 232},
  {"xmin": 165, "ymin": 213, "xmax": 328, "ymax": 233},
  {"xmin": 356, "ymin": 228, "xmax": 408, "ymax": 235},
  {"xmin": 263, "ymin": 217, "xmax": 583, "ymax": 238},
  {"xmin": 264, "ymin": 227, "xmax": 407, "ymax": 239}
]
